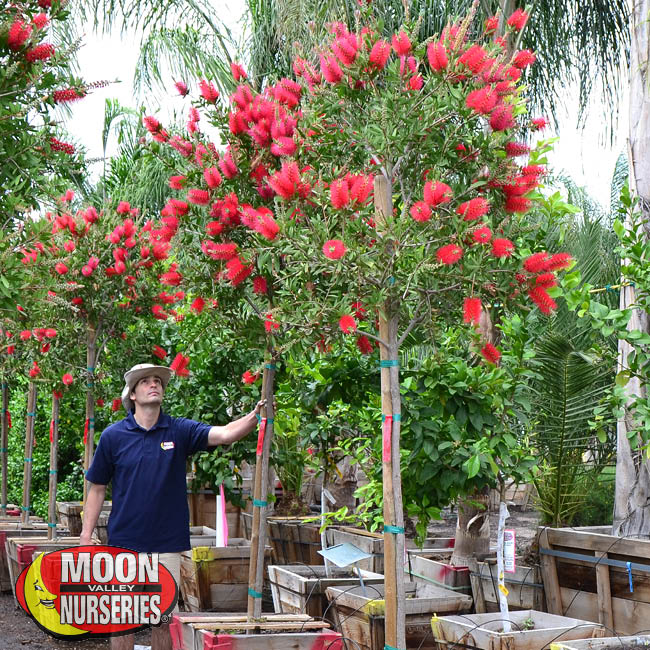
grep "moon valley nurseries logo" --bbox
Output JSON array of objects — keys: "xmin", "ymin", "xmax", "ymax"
[{"xmin": 16, "ymin": 546, "xmax": 178, "ymax": 640}]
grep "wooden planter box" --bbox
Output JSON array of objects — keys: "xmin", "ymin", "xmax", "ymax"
[
  {"xmin": 5, "ymin": 535, "xmax": 80, "ymax": 603},
  {"xmin": 268, "ymin": 565, "xmax": 384, "ymax": 623},
  {"xmin": 179, "ymin": 538, "xmax": 272, "ymax": 612},
  {"xmin": 431, "ymin": 610, "xmax": 604, "ymax": 650},
  {"xmin": 539, "ymin": 526, "xmax": 650, "ymax": 634},
  {"xmin": 0, "ymin": 523, "xmax": 67, "ymax": 591},
  {"xmin": 471, "ymin": 560, "xmax": 545, "ymax": 613},
  {"xmin": 407, "ymin": 554, "xmax": 472, "ymax": 596},
  {"xmin": 550, "ymin": 636, "xmax": 650, "ymax": 650},
  {"xmin": 265, "ymin": 518, "xmax": 324, "ymax": 565},
  {"xmin": 327, "ymin": 580, "xmax": 472, "ymax": 650},
  {"xmin": 56, "ymin": 500, "xmax": 111, "ymax": 536},
  {"xmin": 187, "ymin": 479, "xmax": 253, "ymax": 538},
  {"xmin": 169, "ymin": 612, "xmax": 342, "ymax": 650}
]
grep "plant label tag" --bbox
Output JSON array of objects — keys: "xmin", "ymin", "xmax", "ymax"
[
  {"xmin": 504, "ymin": 528, "xmax": 516, "ymax": 573},
  {"xmin": 160, "ymin": 441, "xmax": 175, "ymax": 450}
]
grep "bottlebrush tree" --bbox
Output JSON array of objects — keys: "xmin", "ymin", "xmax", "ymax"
[
  {"xmin": 148, "ymin": 4, "xmax": 571, "ymax": 642},
  {"xmin": 27, "ymin": 192, "xmax": 172, "ymax": 499}
]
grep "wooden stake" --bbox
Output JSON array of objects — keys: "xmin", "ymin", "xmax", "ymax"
[
  {"xmin": 247, "ymin": 355, "xmax": 277, "ymax": 623},
  {"xmin": 1, "ymin": 382, "xmax": 8, "ymax": 515},
  {"xmin": 21, "ymin": 382, "xmax": 37, "ymax": 525},
  {"xmin": 83, "ymin": 324, "xmax": 97, "ymax": 504},
  {"xmin": 374, "ymin": 175, "xmax": 406, "ymax": 650},
  {"xmin": 48, "ymin": 394, "xmax": 60, "ymax": 541}
]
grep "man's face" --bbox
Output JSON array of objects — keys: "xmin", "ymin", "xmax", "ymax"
[{"xmin": 130, "ymin": 375, "xmax": 164, "ymax": 410}]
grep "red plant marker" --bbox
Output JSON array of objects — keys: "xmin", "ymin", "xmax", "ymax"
[
  {"xmin": 383, "ymin": 415, "xmax": 393, "ymax": 462},
  {"xmin": 256, "ymin": 418, "xmax": 266, "ymax": 456}
]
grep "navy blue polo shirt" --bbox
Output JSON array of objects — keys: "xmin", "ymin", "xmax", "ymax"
[{"xmin": 86, "ymin": 410, "xmax": 212, "ymax": 553}]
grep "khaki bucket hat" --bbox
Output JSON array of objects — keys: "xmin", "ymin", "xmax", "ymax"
[{"xmin": 121, "ymin": 363, "xmax": 172, "ymax": 411}]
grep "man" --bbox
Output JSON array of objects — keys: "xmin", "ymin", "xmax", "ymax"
[{"xmin": 82, "ymin": 363, "xmax": 266, "ymax": 650}]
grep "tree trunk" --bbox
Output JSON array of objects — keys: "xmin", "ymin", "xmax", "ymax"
[
  {"xmin": 1, "ymin": 382, "xmax": 8, "ymax": 515},
  {"xmin": 48, "ymin": 394, "xmax": 60, "ymax": 540},
  {"xmin": 450, "ymin": 489, "xmax": 491, "ymax": 566},
  {"xmin": 247, "ymin": 354, "xmax": 276, "ymax": 622},
  {"xmin": 83, "ymin": 324, "xmax": 98, "ymax": 504},
  {"xmin": 21, "ymin": 382, "xmax": 37, "ymax": 525},
  {"xmin": 375, "ymin": 175, "xmax": 406, "ymax": 650},
  {"xmin": 612, "ymin": 0, "xmax": 650, "ymax": 538}
]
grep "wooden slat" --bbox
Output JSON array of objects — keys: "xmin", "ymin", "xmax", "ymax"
[
  {"xmin": 595, "ymin": 552, "xmax": 614, "ymax": 631},
  {"xmin": 547, "ymin": 528, "xmax": 650, "ymax": 560},
  {"xmin": 191, "ymin": 621, "xmax": 330, "ymax": 631},
  {"xmin": 539, "ymin": 527, "xmax": 563, "ymax": 615}
]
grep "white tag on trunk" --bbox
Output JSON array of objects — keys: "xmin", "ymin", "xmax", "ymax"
[{"xmin": 504, "ymin": 529, "xmax": 516, "ymax": 573}]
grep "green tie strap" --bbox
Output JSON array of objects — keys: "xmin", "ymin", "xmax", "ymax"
[
  {"xmin": 385, "ymin": 645, "xmax": 405, "ymax": 650},
  {"xmin": 253, "ymin": 499, "xmax": 268, "ymax": 508},
  {"xmin": 27, "ymin": 412, "xmax": 36, "ymax": 416},
  {"xmin": 265, "ymin": 363, "xmax": 277, "ymax": 370},
  {"xmin": 24, "ymin": 457, "xmax": 32, "ymax": 462},
  {"xmin": 48, "ymin": 523, "xmax": 56, "ymax": 527},
  {"xmin": 379, "ymin": 360, "xmax": 399, "ymax": 368},
  {"xmin": 381, "ymin": 414, "xmax": 401, "ymax": 421},
  {"xmin": 248, "ymin": 588, "xmax": 263, "ymax": 599},
  {"xmin": 384, "ymin": 525, "xmax": 405, "ymax": 535}
]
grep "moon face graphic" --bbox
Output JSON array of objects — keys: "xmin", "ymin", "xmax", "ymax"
[{"xmin": 22, "ymin": 553, "xmax": 87, "ymax": 638}]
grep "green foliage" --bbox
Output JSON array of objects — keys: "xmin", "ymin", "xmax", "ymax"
[{"xmin": 569, "ymin": 467, "xmax": 615, "ymax": 527}]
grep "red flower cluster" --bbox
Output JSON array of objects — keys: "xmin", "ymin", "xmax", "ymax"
[
  {"xmin": 170, "ymin": 353, "xmax": 190, "ymax": 377},
  {"xmin": 322, "ymin": 239, "xmax": 347, "ymax": 259},
  {"xmin": 241, "ymin": 205, "xmax": 280, "ymax": 241},
  {"xmin": 242, "ymin": 370, "xmax": 258, "ymax": 384}
]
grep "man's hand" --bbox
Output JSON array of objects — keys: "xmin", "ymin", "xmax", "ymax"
[
  {"xmin": 254, "ymin": 398, "xmax": 274, "ymax": 417},
  {"xmin": 79, "ymin": 532, "xmax": 94, "ymax": 546}
]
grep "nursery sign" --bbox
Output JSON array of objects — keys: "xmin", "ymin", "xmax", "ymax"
[{"xmin": 15, "ymin": 546, "xmax": 178, "ymax": 640}]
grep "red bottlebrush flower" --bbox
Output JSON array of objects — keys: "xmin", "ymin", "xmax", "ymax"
[
  {"xmin": 528, "ymin": 286, "xmax": 557, "ymax": 314},
  {"xmin": 71, "ymin": 297, "xmax": 83, "ymax": 306},
  {"xmin": 143, "ymin": 115, "xmax": 161, "ymax": 133},
  {"xmin": 332, "ymin": 33, "xmax": 359, "ymax": 66},
  {"xmin": 491, "ymin": 238, "xmax": 514, "ymax": 258},
  {"xmin": 253, "ymin": 276, "xmax": 268, "ymax": 294},
  {"xmin": 485, "ymin": 15, "xmax": 499, "ymax": 32},
  {"xmin": 84, "ymin": 206, "xmax": 99, "ymax": 224},
  {"xmin": 267, "ymin": 161, "xmax": 300, "ymax": 199},
  {"xmin": 6, "ymin": 346, "xmax": 15, "ymax": 355},
  {"xmin": 53, "ymin": 88, "xmax": 84, "ymax": 103},
  {"xmin": 391, "ymin": 30, "xmax": 412, "ymax": 56},
  {"xmin": 481, "ymin": 343, "xmax": 501, "ymax": 364},
  {"xmin": 545, "ymin": 253, "xmax": 573, "ymax": 271},
  {"xmin": 424, "ymin": 180, "xmax": 453, "ymax": 207},
  {"xmin": 339, "ymin": 314, "xmax": 357, "ymax": 334},
  {"xmin": 242, "ymin": 370, "xmax": 258, "ymax": 384},
  {"xmin": 535, "ymin": 272, "xmax": 558, "ymax": 289},
  {"xmin": 55, "ymin": 262, "xmax": 68, "ymax": 275},
  {"xmin": 466, "ymin": 86, "xmax": 498, "ymax": 115},
  {"xmin": 170, "ymin": 353, "xmax": 191, "ymax": 377},
  {"xmin": 225, "ymin": 256, "xmax": 253, "ymax": 287},
  {"xmin": 203, "ymin": 167, "xmax": 222, "ymax": 189},
  {"xmin": 187, "ymin": 189, "xmax": 210, "ymax": 205},
  {"xmin": 410, "ymin": 201, "xmax": 432, "ymax": 222},
  {"xmin": 505, "ymin": 141, "xmax": 530, "ymax": 157},
  {"xmin": 457, "ymin": 198, "xmax": 490, "ymax": 221},
  {"xmin": 271, "ymin": 136, "xmax": 297, "ymax": 157},
  {"xmin": 152, "ymin": 345, "xmax": 167, "ymax": 360},
  {"xmin": 427, "ymin": 41, "xmax": 448, "ymax": 71},
  {"xmin": 218, "ymin": 151, "xmax": 238, "ymax": 179},
  {"xmin": 169, "ymin": 176, "xmax": 187, "ymax": 190},
  {"xmin": 96, "ymin": 399, "xmax": 105, "ymax": 407},
  {"xmin": 174, "ymin": 80, "xmax": 189, "ymax": 96},
  {"xmin": 160, "ymin": 269, "xmax": 182, "ymax": 286},
  {"xmin": 507, "ymin": 8, "xmax": 529, "ymax": 30},
  {"xmin": 44, "ymin": 328, "xmax": 57, "ymax": 338},
  {"xmin": 531, "ymin": 117, "xmax": 548, "ymax": 131},
  {"xmin": 351, "ymin": 301, "xmax": 367, "ymax": 320},
  {"xmin": 190, "ymin": 297, "xmax": 205, "ymax": 314},
  {"xmin": 63, "ymin": 240, "xmax": 75, "ymax": 253},
  {"xmin": 436, "ymin": 244, "xmax": 463, "ymax": 265},
  {"xmin": 459, "ymin": 44, "xmax": 487, "ymax": 73},
  {"xmin": 111, "ymin": 398, "xmax": 121, "ymax": 412},
  {"xmin": 356, "ymin": 335, "xmax": 374, "ymax": 355},
  {"xmin": 62, "ymin": 373, "xmax": 74, "ymax": 386},
  {"xmin": 463, "ymin": 297, "xmax": 482, "ymax": 325},
  {"xmin": 513, "ymin": 49, "xmax": 536, "ymax": 68},
  {"xmin": 152, "ymin": 304, "xmax": 168, "ymax": 320},
  {"xmin": 25, "ymin": 43, "xmax": 55, "ymax": 62},
  {"xmin": 20, "ymin": 330, "xmax": 31, "ymax": 341},
  {"xmin": 330, "ymin": 178, "xmax": 350, "ymax": 209},
  {"xmin": 263, "ymin": 312, "xmax": 280, "ymax": 333},
  {"xmin": 8, "ymin": 20, "xmax": 32, "ymax": 50},
  {"xmin": 49, "ymin": 137, "xmax": 75, "ymax": 154},
  {"xmin": 407, "ymin": 74, "xmax": 424, "ymax": 91},
  {"xmin": 524, "ymin": 252, "xmax": 550, "ymax": 272},
  {"xmin": 489, "ymin": 103, "xmax": 515, "ymax": 131},
  {"xmin": 349, "ymin": 175, "xmax": 374, "ymax": 204},
  {"xmin": 505, "ymin": 196, "xmax": 532, "ymax": 213},
  {"xmin": 322, "ymin": 239, "xmax": 347, "ymax": 260},
  {"xmin": 29, "ymin": 361, "xmax": 40, "ymax": 378},
  {"xmin": 116, "ymin": 201, "xmax": 131, "ymax": 214},
  {"xmin": 320, "ymin": 54, "xmax": 343, "ymax": 84},
  {"xmin": 202, "ymin": 241, "xmax": 238, "ymax": 260},
  {"xmin": 473, "ymin": 225, "xmax": 492, "ymax": 243},
  {"xmin": 199, "ymin": 79, "xmax": 219, "ymax": 103},
  {"xmin": 369, "ymin": 39, "xmax": 391, "ymax": 69},
  {"xmin": 230, "ymin": 62, "xmax": 247, "ymax": 80},
  {"xmin": 206, "ymin": 221, "xmax": 224, "ymax": 237},
  {"xmin": 506, "ymin": 66, "xmax": 522, "ymax": 81}
]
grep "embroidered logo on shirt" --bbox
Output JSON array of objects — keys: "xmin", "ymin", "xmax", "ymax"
[{"xmin": 161, "ymin": 441, "xmax": 175, "ymax": 450}]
